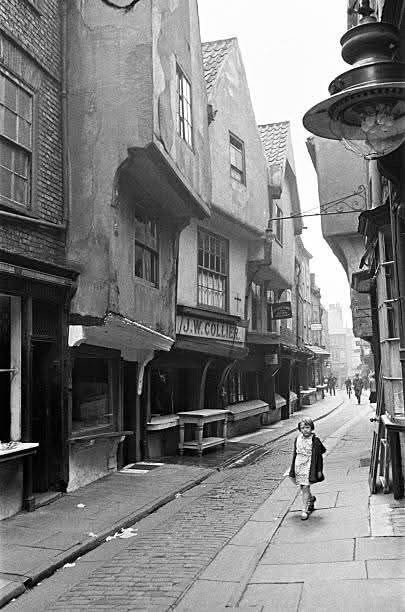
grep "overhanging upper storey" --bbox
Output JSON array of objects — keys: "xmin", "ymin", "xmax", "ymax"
[{"xmin": 123, "ymin": 139, "xmax": 210, "ymax": 221}]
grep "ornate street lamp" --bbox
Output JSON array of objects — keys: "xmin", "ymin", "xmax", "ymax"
[{"xmin": 303, "ymin": 0, "xmax": 405, "ymax": 160}]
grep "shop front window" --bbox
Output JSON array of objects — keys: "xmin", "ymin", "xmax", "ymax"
[
  {"xmin": 227, "ymin": 370, "xmax": 248, "ymax": 404},
  {"xmin": 150, "ymin": 368, "xmax": 174, "ymax": 416},
  {"xmin": 72, "ymin": 357, "xmax": 114, "ymax": 433}
]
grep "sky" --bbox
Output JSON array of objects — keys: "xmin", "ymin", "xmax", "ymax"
[{"xmin": 198, "ymin": 0, "xmax": 352, "ymax": 325}]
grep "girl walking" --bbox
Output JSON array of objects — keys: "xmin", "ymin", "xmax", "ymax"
[{"xmin": 289, "ymin": 418, "xmax": 326, "ymax": 520}]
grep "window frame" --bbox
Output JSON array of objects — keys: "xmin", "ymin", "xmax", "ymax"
[
  {"xmin": 0, "ymin": 69, "xmax": 35, "ymax": 213},
  {"xmin": 176, "ymin": 64, "xmax": 193, "ymax": 149},
  {"xmin": 197, "ymin": 228, "xmax": 229, "ymax": 312},
  {"xmin": 0, "ymin": 294, "xmax": 22, "ymax": 443},
  {"xmin": 71, "ymin": 347, "xmax": 120, "ymax": 437},
  {"xmin": 134, "ymin": 207, "xmax": 159, "ymax": 288},
  {"xmin": 229, "ymin": 132, "xmax": 246, "ymax": 185},
  {"xmin": 274, "ymin": 204, "xmax": 283, "ymax": 245}
]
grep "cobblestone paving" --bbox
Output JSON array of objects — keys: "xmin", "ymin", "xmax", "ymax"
[
  {"xmin": 15, "ymin": 399, "xmax": 360, "ymax": 611},
  {"xmin": 47, "ymin": 462, "xmax": 285, "ymax": 610}
]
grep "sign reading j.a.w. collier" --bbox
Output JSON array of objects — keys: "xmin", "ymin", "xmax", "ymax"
[{"xmin": 176, "ymin": 315, "xmax": 246, "ymax": 344}]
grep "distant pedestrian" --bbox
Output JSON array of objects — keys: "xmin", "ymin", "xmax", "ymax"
[
  {"xmin": 353, "ymin": 373, "xmax": 363, "ymax": 404},
  {"xmin": 289, "ymin": 417, "xmax": 326, "ymax": 521},
  {"xmin": 345, "ymin": 377, "xmax": 352, "ymax": 398},
  {"xmin": 327, "ymin": 375, "xmax": 336, "ymax": 396},
  {"xmin": 369, "ymin": 372, "xmax": 377, "ymax": 404}
]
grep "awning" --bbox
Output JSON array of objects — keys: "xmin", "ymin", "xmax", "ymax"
[
  {"xmin": 174, "ymin": 335, "xmax": 248, "ymax": 359},
  {"xmin": 305, "ymin": 344, "xmax": 330, "ymax": 357},
  {"xmin": 280, "ymin": 343, "xmax": 313, "ymax": 360},
  {"xmin": 68, "ymin": 312, "xmax": 174, "ymax": 361}
]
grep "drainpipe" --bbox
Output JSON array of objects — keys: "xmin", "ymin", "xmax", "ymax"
[
  {"xmin": 59, "ymin": 1, "xmax": 71, "ymax": 490},
  {"xmin": 60, "ymin": 1, "xmax": 69, "ymax": 229}
]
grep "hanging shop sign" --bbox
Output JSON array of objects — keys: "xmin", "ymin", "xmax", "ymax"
[
  {"xmin": 310, "ymin": 323, "xmax": 323, "ymax": 331},
  {"xmin": 271, "ymin": 301, "xmax": 292, "ymax": 320},
  {"xmin": 176, "ymin": 315, "xmax": 246, "ymax": 344}
]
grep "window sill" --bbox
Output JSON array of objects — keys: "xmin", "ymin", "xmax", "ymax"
[
  {"xmin": 69, "ymin": 430, "xmax": 133, "ymax": 444},
  {"xmin": 134, "ymin": 277, "xmax": 160, "ymax": 291},
  {"xmin": 230, "ymin": 176, "xmax": 246, "ymax": 188},
  {"xmin": 176, "ymin": 132, "xmax": 194, "ymax": 154},
  {"xmin": 0, "ymin": 442, "xmax": 39, "ymax": 463},
  {"xmin": 0, "ymin": 197, "xmax": 35, "ymax": 217},
  {"xmin": 196, "ymin": 304, "xmax": 228, "ymax": 316}
]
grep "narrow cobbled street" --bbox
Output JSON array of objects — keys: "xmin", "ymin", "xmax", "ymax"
[{"xmin": 7, "ymin": 395, "xmax": 403, "ymax": 611}]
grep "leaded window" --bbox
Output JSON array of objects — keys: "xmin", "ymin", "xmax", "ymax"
[
  {"xmin": 197, "ymin": 229, "xmax": 228, "ymax": 310},
  {"xmin": 134, "ymin": 208, "xmax": 159, "ymax": 286},
  {"xmin": 274, "ymin": 204, "xmax": 283, "ymax": 244},
  {"xmin": 229, "ymin": 133, "xmax": 245, "ymax": 184},
  {"xmin": 176, "ymin": 65, "xmax": 193, "ymax": 147},
  {"xmin": 0, "ymin": 73, "xmax": 32, "ymax": 209}
]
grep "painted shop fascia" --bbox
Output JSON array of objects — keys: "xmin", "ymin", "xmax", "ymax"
[{"xmin": 64, "ymin": 0, "xmax": 211, "ymax": 490}]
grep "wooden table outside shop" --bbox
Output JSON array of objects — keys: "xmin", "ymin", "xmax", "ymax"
[{"xmin": 177, "ymin": 409, "xmax": 230, "ymax": 456}]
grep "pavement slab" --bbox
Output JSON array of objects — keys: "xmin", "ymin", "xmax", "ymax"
[
  {"xmin": 239, "ymin": 582, "xmax": 303, "ymax": 611},
  {"xmin": 250, "ymin": 499, "xmax": 290, "ymax": 522},
  {"xmin": 272, "ymin": 505, "xmax": 370, "ymax": 544},
  {"xmin": 335, "ymin": 488, "xmax": 370, "ymax": 508},
  {"xmin": 228, "ymin": 521, "xmax": 276, "ymax": 547},
  {"xmin": 366, "ymin": 558, "xmax": 405, "ymax": 579},
  {"xmin": 298, "ymin": 579, "xmax": 405, "ymax": 612},
  {"xmin": 199, "ymin": 545, "xmax": 257, "ymax": 582},
  {"xmin": 290, "ymin": 491, "xmax": 338, "ymax": 511},
  {"xmin": 261, "ymin": 539, "xmax": 355, "ymax": 564},
  {"xmin": 355, "ymin": 535, "xmax": 405, "ymax": 560},
  {"xmin": 174, "ymin": 579, "xmax": 237, "ymax": 610},
  {"xmin": 251, "ymin": 560, "xmax": 367, "ymax": 582}
]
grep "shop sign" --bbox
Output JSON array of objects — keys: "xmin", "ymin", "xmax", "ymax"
[
  {"xmin": 310, "ymin": 323, "xmax": 323, "ymax": 331},
  {"xmin": 176, "ymin": 315, "xmax": 246, "ymax": 344},
  {"xmin": 271, "ymin": 301, "xmax": 292, "ymax": 320}
]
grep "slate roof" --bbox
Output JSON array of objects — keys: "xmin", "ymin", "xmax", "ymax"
[
  {"xmin": 201, "ymin": 38, "xmax": 236, "ymax": 95},
  {"xmin": 258, "ymin": 121, "xmax": 290, "ymax": 169}
]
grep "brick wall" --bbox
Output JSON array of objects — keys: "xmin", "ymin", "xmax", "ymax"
[{"xmin": 0, "ymin": 0, "xmax": 65, "ymax": 264}]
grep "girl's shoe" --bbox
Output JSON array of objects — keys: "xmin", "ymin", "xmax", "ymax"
[
  {"xmin": 308, "ymin": 496, "xmax": 316, "ymax": 512},
  {"xmin": 301, "ymin": 511, "xmax": 309, "ymax": 520}
]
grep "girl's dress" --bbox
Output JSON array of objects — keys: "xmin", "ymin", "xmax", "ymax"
[{"xmin": 294, "ymin": 433, "xmax": 313, "ymax": 485}]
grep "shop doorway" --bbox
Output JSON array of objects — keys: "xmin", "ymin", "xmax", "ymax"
[{"xmin": 31, "ymin": 340, "xmax": 61, "ymax": 493}]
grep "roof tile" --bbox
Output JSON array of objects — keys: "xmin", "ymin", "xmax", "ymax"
[
  {"xmin": 258, "ymin": 122, "xmax": 290, "ymax": 168},
  {"xmin": 201, "ymin": 38, "xmax": 236, "ymax": 95}
]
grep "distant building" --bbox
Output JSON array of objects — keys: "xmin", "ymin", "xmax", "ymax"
[{"xmin": 327, "ymin": 304, "xmax": 362, "ymax": 387}]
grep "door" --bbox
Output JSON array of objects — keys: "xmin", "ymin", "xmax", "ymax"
[{"xmin": 31, "ymin": 340, "xmax": 60, "ymax": 492}]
